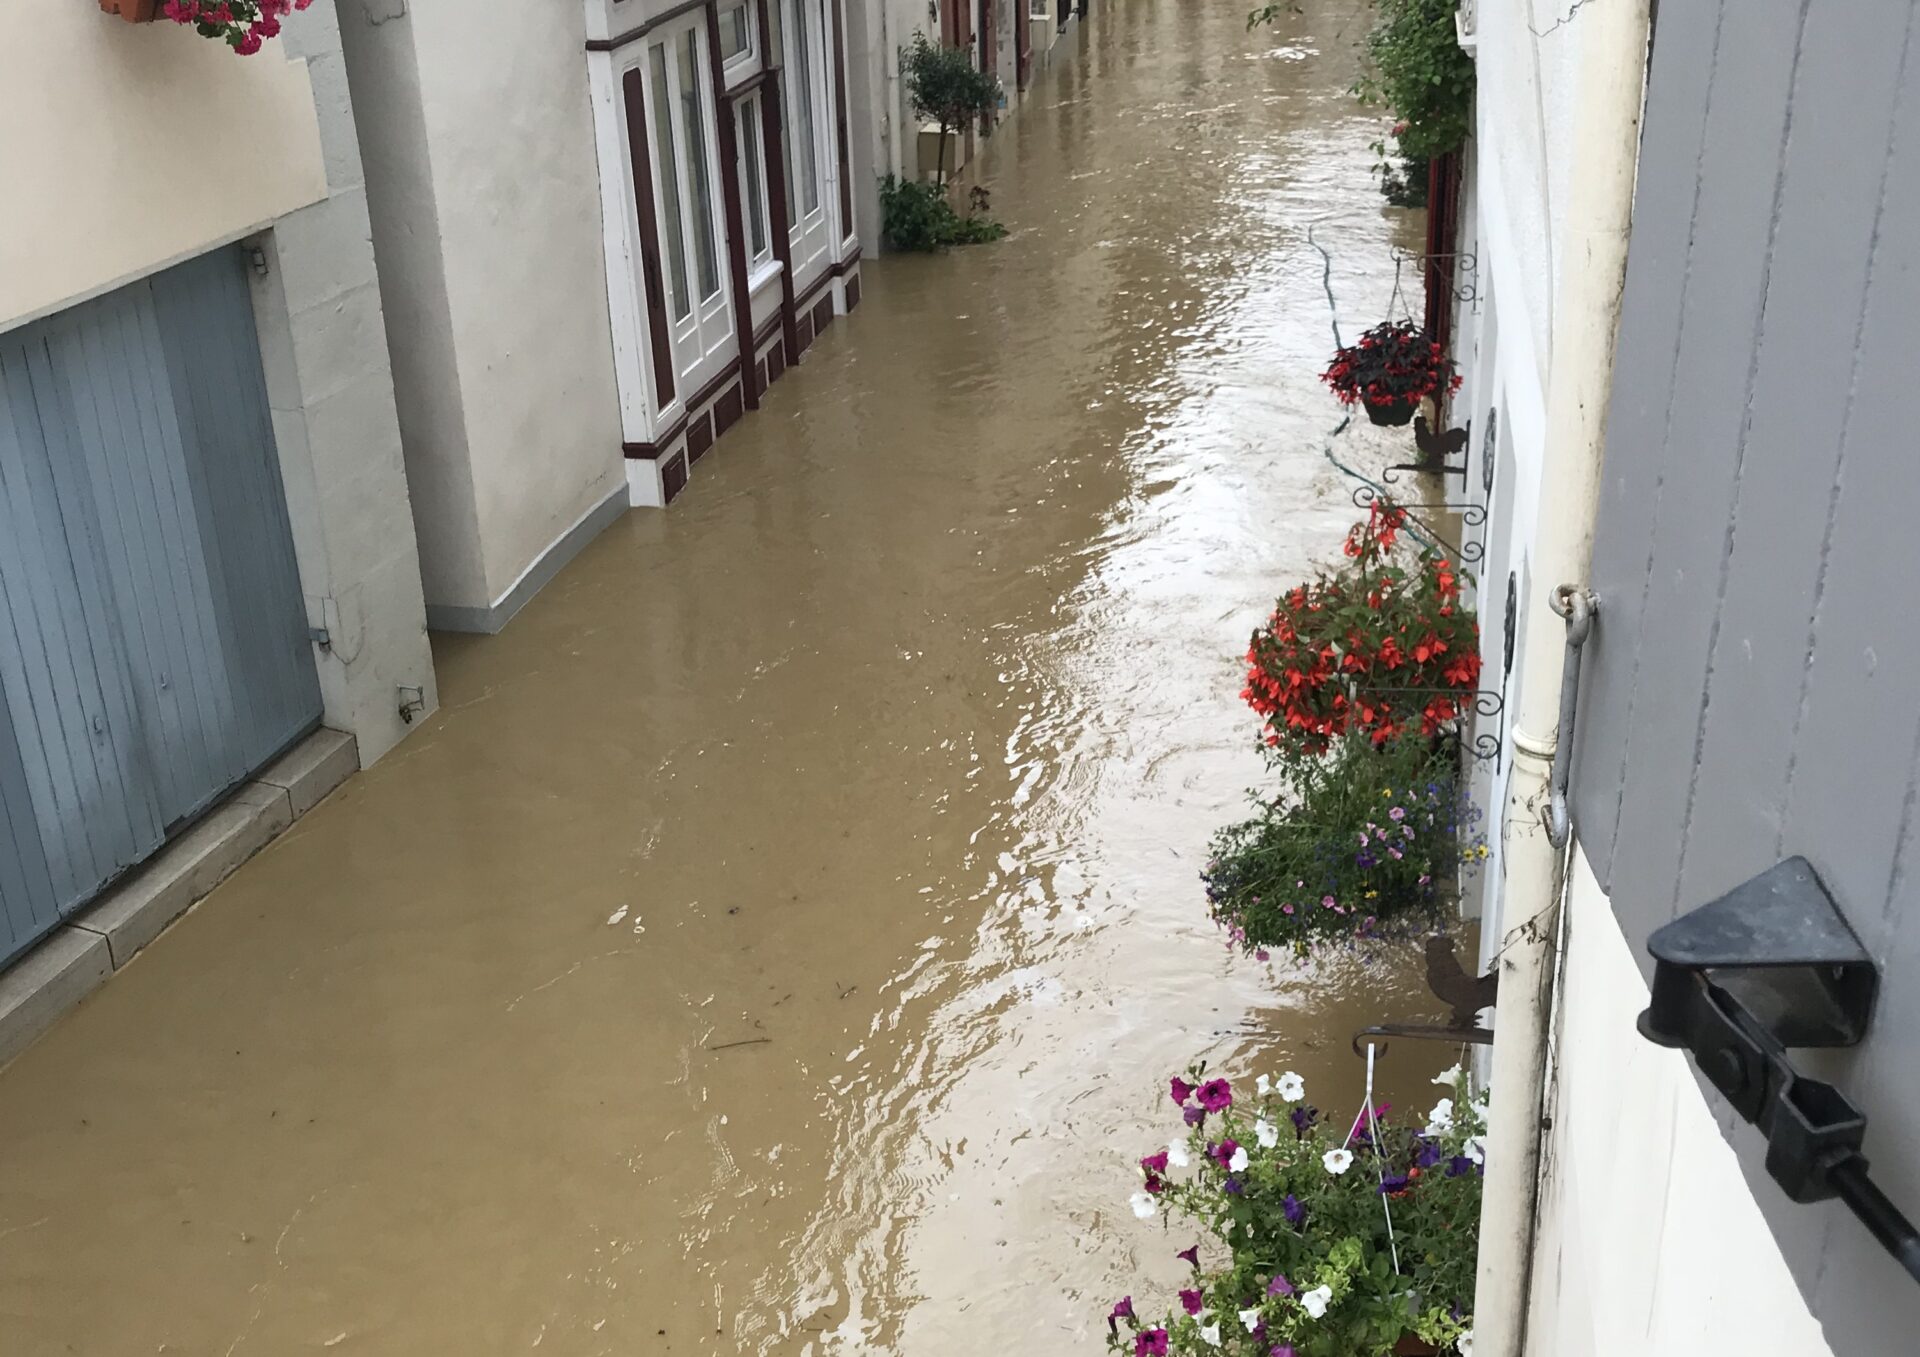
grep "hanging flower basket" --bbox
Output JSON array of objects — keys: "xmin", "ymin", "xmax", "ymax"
[
  {"xmin": 1321, "ymin": 320, "xmax": 1460, "ymax": 428},
  {"xmin": 158, "ymin": 0, "xmax": 313, "ymax": 53},
  {"xmin": 99, "ymin": 0, "xmax": 159, "ymax": 20}
]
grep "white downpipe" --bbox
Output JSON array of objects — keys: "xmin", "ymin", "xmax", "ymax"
[{"xmin": 1473, "ymin": 3, "xmax": 1651, "ymax": 1356}]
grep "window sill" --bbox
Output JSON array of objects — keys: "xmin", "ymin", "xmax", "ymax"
[{"xmin": 747, "ymin": 259, "xmax": 784, "ymax": 295}]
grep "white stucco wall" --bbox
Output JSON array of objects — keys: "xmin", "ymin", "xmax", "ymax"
[
  {"xmin": 338, "ymin": 0, "xmax": 626, "ymax": 620},
  {"xmin": 1455, "ymin": 5, "xmax": 1578, "ymax": 945},
  {"xmin": 414, "ymin": 0, "xmax": 626, "ymax": 604},
  {"xmin": 1524, "ymin": 848, "xmax": 1835, "ymax": 1357},
  {"xmin": 0, "ymin": 5, "xmax": 328, "ymax": 331}
]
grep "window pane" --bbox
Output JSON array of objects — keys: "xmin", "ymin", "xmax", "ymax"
[
  {"xmin": 789, "ymin": 0, "xmax": 820, "ymax": 217},
  {"xmin": 648, "ymin": 42, "xmax": 691, "ymax": 322},
  {"xmin": 719, "ymin": 2, "xmax": 750, "ymax": 61},
  {"xmin": 1029, "ymin": 0, "xmax": 1049, "ymax": 15},
  {"xmin": 678, "ymin": 29, "xmax": 721, "ymax": 301},
  {"xmin": 741, "ymin": 95, "xmax": 769, "ymax": 260}
]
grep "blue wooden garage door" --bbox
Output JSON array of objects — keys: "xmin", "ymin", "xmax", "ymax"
[{"xmin": 0, "ymin": 248, "xmax": 321, "ymax": 965}]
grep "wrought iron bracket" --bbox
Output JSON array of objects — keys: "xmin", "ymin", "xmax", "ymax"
[
  {"xmin": 1389, "ymin": 246, "xmax": 1481, "ymax": 305},
  {"xmin": 1351, "ymin": 484, "xmax": 1485, "ymax": 565},
  {"xmin": 1639, "ymin": 858, "xmax": 1920, "ymax": 1282},
  {"xmin": 1352, "ymin": 1021, "xmax": 1492, "ymax": 1058},
  {"xmin": 1367, "ymin": 684, "xmax": 1505, "ymax": 762}
]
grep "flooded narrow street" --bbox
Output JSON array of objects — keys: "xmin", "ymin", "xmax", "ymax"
[{"xmin": 0, "ymin": 2, "xmax": 1465, "ymax": 1352}]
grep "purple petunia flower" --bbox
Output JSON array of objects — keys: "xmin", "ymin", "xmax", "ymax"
[
  {"xmin": 1135, "ymin": 1328, "xmax": 1169, "ymax": 1357},
  {"xmin": 1170, "ymin": 1076, "xmax": 1195, "ymax": 1106},
  {"xmin": 1141, "ymin": 1150, "xmax": 1170, "ymax": 1176},
  {"xmin": 1378, "ymin": 1172, "xmax": 1411, "ymax": 1194},
  {"xmin": 1282, "ymin": 1193, "xmax": 1305, "ymax": 1225},
  {"xmin": 1110, "ymin": 1297, "xmax": 1134, "ymax": 1320},
  {"xmin": 1415, "ymin": 1137, "xmax": 1446, "ymax": 1169},
  {"xmin": 1177, "ymin": 1245, "xmax": 1201, "ymax": 1268},
  {"xmin": 1291, "ymin": 1104, "xmax": 1319, "ymax": 1135},
  {"xmin": 1272, "ymin": 1346, "xmax": 1297, "ymax": 1357},
  {"xmin": 1197, "ymin": 1079, "xmax": 1233, "ymax": 1112},
  {"xmin": 1268, "ymin": 1272, "xmax": 1294, "ymax": 1297},
  {"xmin": 1447, "ymin": 1155, "xmax": 1474, "ymax": 1178},
  {"xmin": 1389, "ymin": 807, "xmax": 1406, "ymax": 821},
  {"xmin": 1180, "ymin": 1288, "xmax": 1205, "ymax": 1315},
  {"xmin": 1210, "ymin": 1138, "xmax": 1240, "ymax": 1170},
  {"xmin": 1223, "ymin": 1176, "xmax": 1245, "ymax": 1195},
  {"xmin": 1183, "ymin": 1104, "xmax": 1207, "ymax": 1128}
]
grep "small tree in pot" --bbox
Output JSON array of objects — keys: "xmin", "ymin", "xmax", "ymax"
[
  {"xmin": 902, "ymin": 33, "xmax": 1001, "ymax": 187},
  {"xmin": 1321, "ymin": 321, "xmax": 1460, "ymax": 427}
]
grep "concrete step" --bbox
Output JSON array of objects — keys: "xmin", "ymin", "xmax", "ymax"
[{"xmin": 0, "ymin": 727, "xmax": 359, "ymax": 1070}]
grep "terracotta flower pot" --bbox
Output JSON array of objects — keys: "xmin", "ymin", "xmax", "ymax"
[
  {"xmin": 1364, "ymin": 396, "xmax": 1419, "ymax": 428},
  {"xmin": 100, "ymin": 0, "xmax": 160, "ymax": 19},
  {"xmin": 1392, "ymin": 1333, "xmax": 1440, "ymax": 1357}
]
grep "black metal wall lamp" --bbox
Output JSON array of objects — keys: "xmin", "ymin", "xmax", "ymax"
[{"xmin": 1639, "ymin": 857, "xmax": 1920, "ymax": 1283}]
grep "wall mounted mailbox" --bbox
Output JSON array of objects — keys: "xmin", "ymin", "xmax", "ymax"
[{"xmin": 1639, "ymin": 857, "xmax": 1919, "ymax": 1283}]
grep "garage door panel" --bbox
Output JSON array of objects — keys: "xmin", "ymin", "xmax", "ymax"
[
  {"xmin": 152, "ymin": 251, "xmax": 321, "ymax": 776},
  {"xmin": 0, "ymin": 341, "xmax": 163, "ymax": 934},
  {"xmin": 0, "ymin": 245, "xmax": 320, "ymax": 964},
  {"xmin": 53, "ymin": 297, "xmax": 246, "ymax": 827}
]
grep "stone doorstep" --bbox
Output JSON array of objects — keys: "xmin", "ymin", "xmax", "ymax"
[{"xmin": 0, "ymin": 728, "xmax": 359, "ymax": 1071}]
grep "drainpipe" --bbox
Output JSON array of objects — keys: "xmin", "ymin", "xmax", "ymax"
[{"xmin": 1472, "ymin": 3, "xmax": 1650, "ymax": 1356}]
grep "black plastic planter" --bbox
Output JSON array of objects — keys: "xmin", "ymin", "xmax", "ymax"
[{"xmin": 1364, "ymin": 398, "xmax": 1418, "ymax": 428}]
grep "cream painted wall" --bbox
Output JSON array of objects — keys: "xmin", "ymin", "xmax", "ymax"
[
  {"xmin": 412, "ymin": 0, "xmax": 626, "ymax": 604},
  {"xmin": 0, "ymin": 5, "xmax": 327, "ymax": 330},
  {"xmin": 1522, "ymin": 849, "xmax": 1836, "ymax": 1357}
]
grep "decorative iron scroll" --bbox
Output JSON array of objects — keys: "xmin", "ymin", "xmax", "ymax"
[{"xmin": 1351, "ymin": 483, "xmax": 1486, "ymax": 565}]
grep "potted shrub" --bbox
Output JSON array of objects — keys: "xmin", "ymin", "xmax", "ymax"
[
  {"xmin": 1109, "ymin": 1066, "xmax": 1483, "ymax": 1356},
  {"xmin": 1241, "ymin": 501, "xmax": 1480, "ymax": 760},
  {"xmin": 1321, "ymin": 321, "xmax": 1460, "ymax": 427}
]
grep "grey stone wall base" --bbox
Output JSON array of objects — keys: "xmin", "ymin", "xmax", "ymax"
[
  {"xmin": 0, "ymin": 728, "xmax": 358, "ymax": 1072},
  {"xmin": 426, "ymin": 485, "xmax": 627, "ymax": 634}
]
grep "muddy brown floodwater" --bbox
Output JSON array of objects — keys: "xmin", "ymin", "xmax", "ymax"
[{"xmin": 0, "ymin": 2, "xmax": 1476, "ymax": 1352}]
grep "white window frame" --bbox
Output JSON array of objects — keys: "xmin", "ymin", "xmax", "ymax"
[
  {"xmin": 736, "ymin": 90, "xmax": 779, "ymax": 286},
  {"xmin": 777, "ymin": 0, "xmax": 839, "ymax": 283},
  {"xmin": 638, "ymin": 16, "xmax": 735, "ymax": 398},
  {"xmin": 718, "ymin": 0, "xmax": 756, "ymax": 69}
]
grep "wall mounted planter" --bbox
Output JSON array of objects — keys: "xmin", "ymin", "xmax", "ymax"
[{"xmin": 100, "ymin": 0, "xmax": 159, "ymax": 20}]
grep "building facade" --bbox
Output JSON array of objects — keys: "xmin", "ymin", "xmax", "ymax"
[
  {"xmin": 0, "ymin": 3, "xmax": 437, "ymax": 972},
  {"xmin": 1457, "ymin": 1, "xmax": 1920, "ymax": 1352},
  {"xmin": 335, "ymin": 0, "xmax": 864, "ymax": 633}
]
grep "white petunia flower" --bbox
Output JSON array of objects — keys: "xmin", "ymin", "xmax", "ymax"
[
  {"xmin": 1457, "ymin": 1326, "xmax": 1474, "ymax": 1356},
  {"xmin": 1228, "ymin": 1145, "xmax": 1250, "ymax": 1173},
  {"xmin": 1130, "ymin": 1191, "xmax": 1157, "ymax": 1219},
  {"xmin": 1256, "ymin": 1073, "xmax": 1272, "ymax": 1097},
  {"xmin": 1471, "ymin": 1096, "xmax": 1491, "ymax": 1124},
  {"xmin": 1255, "ymin": 1118, "xmax": 1280, "ymax": 1149},
  {"xmin": 1467, "ymin": 1135, "xmax": 1486, "ymax": 1166},
  {"xmin": 1432, "ymin": 1062, "xmax": 1462, "ymax": 1087},
  {"xmin": 1238, "ymin": 1307, "xmax": 1263, "ymax": 1333},
  {"xmin": 1198, "ymin": 1320, "xmax": 1222, "ymax": 1347},
  {"xmin": 1425, "ymin": 1097, "xmax": 1455, "ymax": 1136},
  {"xmin": 1167, "ymin": 1139, "xmax": 1191, "ymax": 1169},
  {"xmin": 1276, "ymin": 1071, "xmax": 1306, "ymax": 1102},
  {"xmin": 1322, "ymin": 1148, "xmax": 1353, "ymax": 1175},
  {"xmin": 1301, "ymin": 1285, "xmax": 1333, "ymax": 1319}
]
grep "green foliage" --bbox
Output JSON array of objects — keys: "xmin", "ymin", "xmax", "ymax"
[
  {"xmin": 1379, "ymin": 152, "xmax": 1430, "ymax": 207},
  {"xmin": 1110, "ymin": 1065, "xmax": 1484, "ymax": 1356},
  {"xmin": 1353, "ymin": 0, "xmax": 1476, "ymax": 162},
  {"xmin": 879, "ymin": 176, "xmax": 1009, "ymax": 252},
  {"xmin": 1204, "ymin": 733, "xmax": 1483, "ymax": 956},
  {"xmin": 902, "ymin": 32, "xmax": 1002, "ymax": 183}
]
